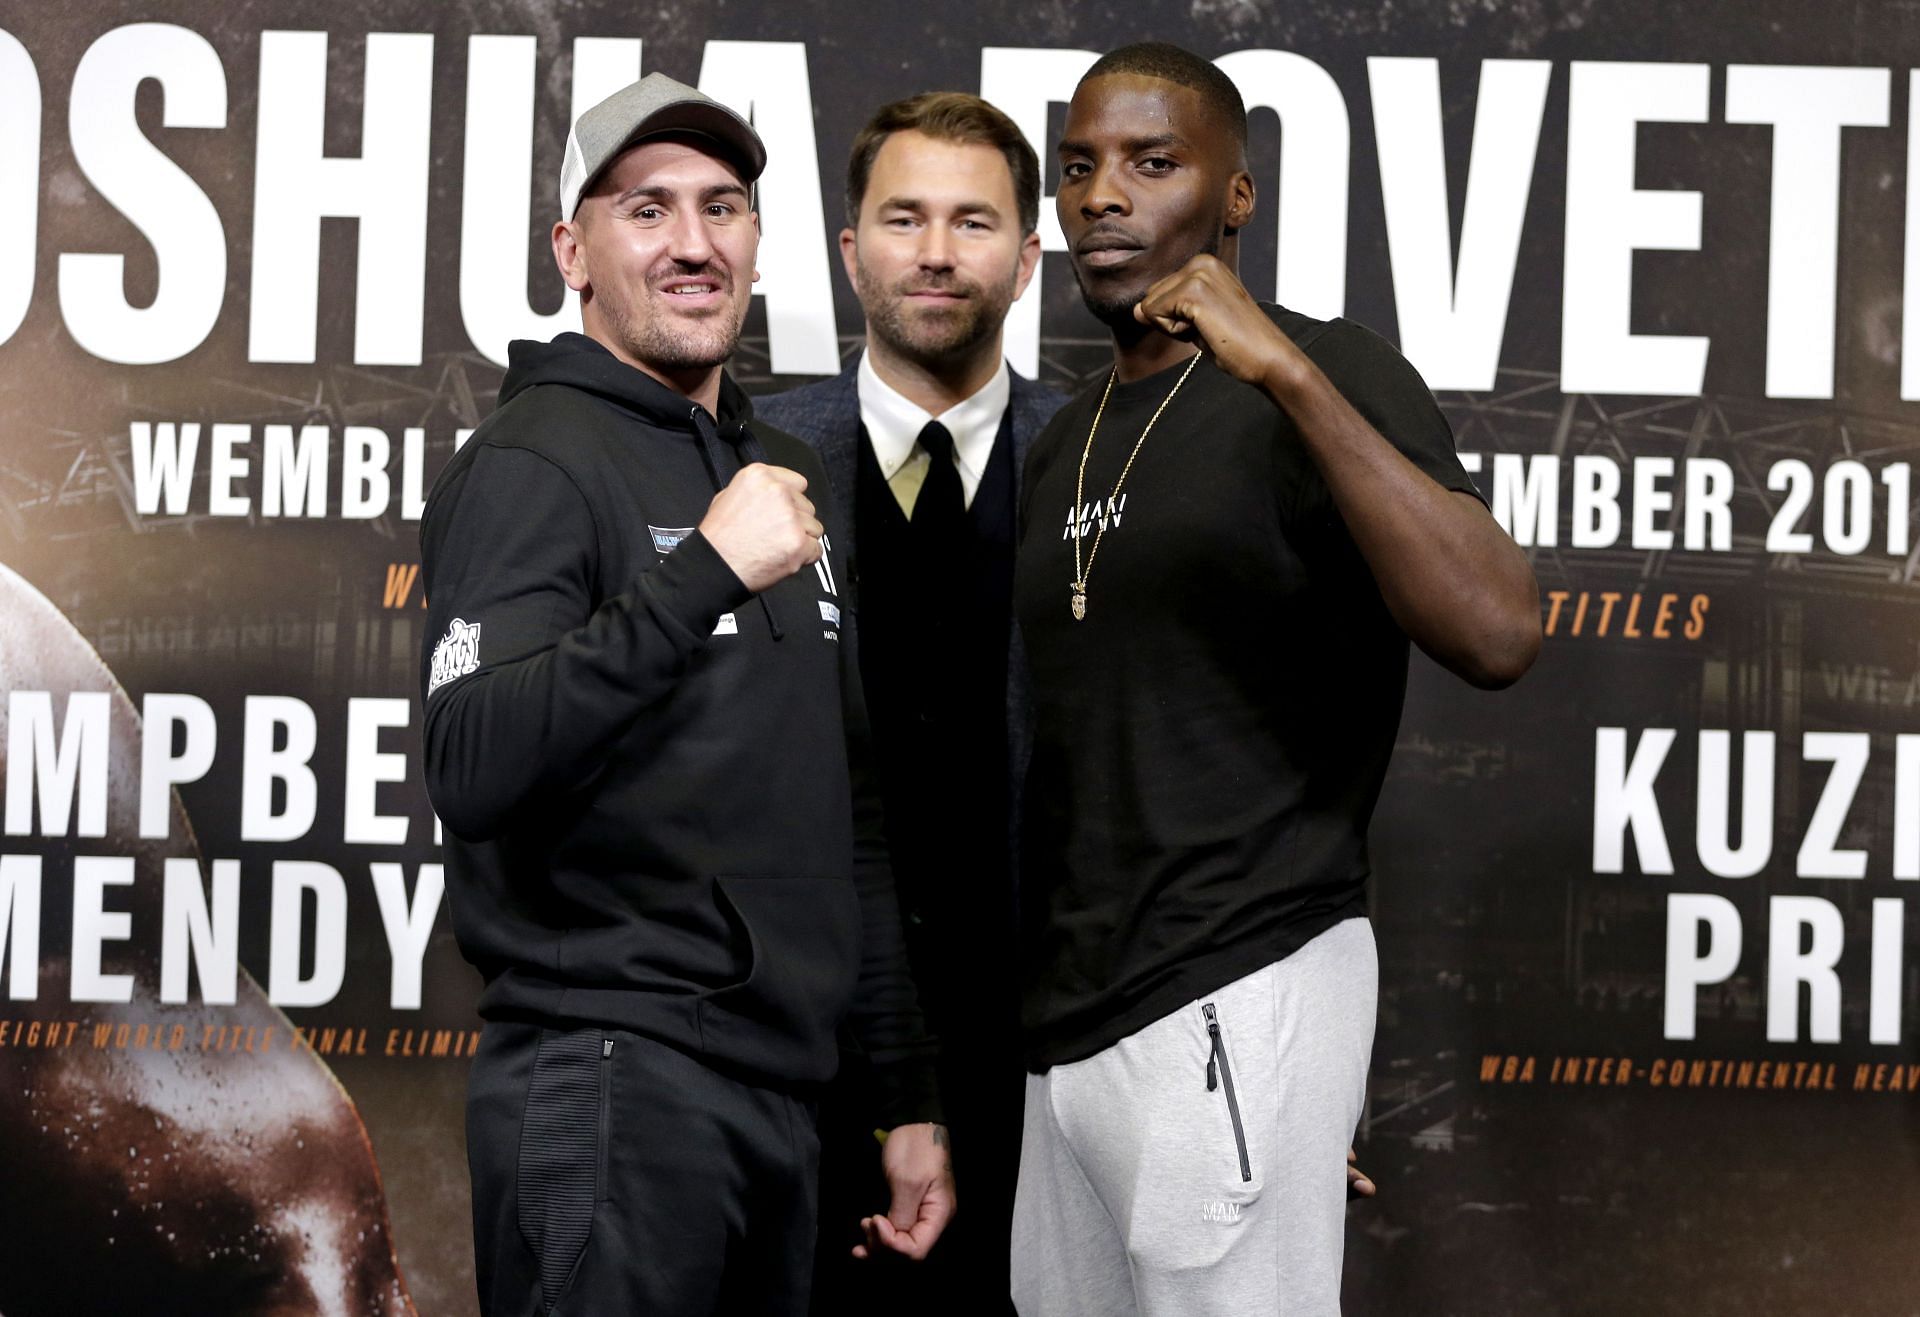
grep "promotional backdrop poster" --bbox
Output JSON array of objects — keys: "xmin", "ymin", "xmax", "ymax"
[{"xmin": 3, "ymin": 2, "xmax": 1919, "ymax": 1312}]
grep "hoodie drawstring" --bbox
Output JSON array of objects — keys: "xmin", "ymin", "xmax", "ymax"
[
  {"xmin": 690, "ymin": 405, "xmax": 727, "ymax": 490},
  {"xmin": 691, "ymin": 407, "xmax": 785, "ymax": 641},
  {"xmin": 725, "ymin": 417, "xmax": 771, "ymax": 467}
]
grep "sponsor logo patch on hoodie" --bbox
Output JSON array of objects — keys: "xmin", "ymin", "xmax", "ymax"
[
  {"xmin": 649, "ymin": 525, "xmax": 694, "ymax": 554},
  {"xmin": 428, "ymin": 618, "xmax": 481, "ymax": 694}
]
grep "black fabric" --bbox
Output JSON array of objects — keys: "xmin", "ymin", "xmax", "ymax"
[
  {"xmin": 419, "ymin": 331, "xmax": 940, "ymax": 1126},
  {"xmin": 911, "ymin": 419, "xmax": 965, "ymax": 540},
  {"xmin": 753, "ymin": 364, "xmax": 1067, "ymax": 894},
  {"xmin": 1014, "ymin": 307, "xmax": 1482, "ymax": 1071},
  {"xmin": 755, "ymin": 366, "xmax": 1065, "ymax": 1316},
  {"xmin": 517, "ymin": 1029, "xmax": 605, "ymax": 1310},
  {"xmin": 469, "ymin": 1021, "xmax": 819, "ymax": 1316},
  {"xmin": 806, "ymin": 415, "xmax": 1022, "ymax": 1316},
  {"xmin": 809, "ymin": 1057, "xmax": 1021, "ymax": 1317},
  {"xmin": 853, "ymin": 414, "xmax": 1019, "ymax": 988}
]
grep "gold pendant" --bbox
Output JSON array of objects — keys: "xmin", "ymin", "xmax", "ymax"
[{"xmin": 1071, "ymin": 586, "xmax": 1087, "ymax": 621}]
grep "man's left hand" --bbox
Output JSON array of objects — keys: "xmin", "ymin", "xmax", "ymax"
[
  {"xmin": 1133, "ymin": 253, "xmax": 1305, "ymax": 394},
  {"xmin": 853, "ymin": 1122, "xmax": 955, "ymax": 1262}
]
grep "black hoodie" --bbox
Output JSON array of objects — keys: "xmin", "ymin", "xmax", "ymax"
[{"xmin": 420, "ymin": 332, "xmax": 939, "ymax": 1128}]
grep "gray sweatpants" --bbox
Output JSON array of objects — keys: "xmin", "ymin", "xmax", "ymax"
[{"xmin": 1009, "ymin": 917, "xmax": 1378, "ymax": 1316}]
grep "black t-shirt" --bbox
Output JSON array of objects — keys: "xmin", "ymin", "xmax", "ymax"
[{"xmin": 1013, "ymin": 306, "xmax": 1481, "ymax": 1069}]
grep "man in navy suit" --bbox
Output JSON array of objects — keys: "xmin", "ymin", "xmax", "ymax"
[{"xmin": 757, "ymin": 91, "xmax": 1062, "ymax": 1317}]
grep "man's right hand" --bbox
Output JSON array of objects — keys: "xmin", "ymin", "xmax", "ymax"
[{"xmin": 699, "ymin": 463, "xmax": 824, "ymax": 593}]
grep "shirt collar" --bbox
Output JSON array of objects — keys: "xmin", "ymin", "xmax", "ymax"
[{"xmin": 857, "ymin": 349, "xmax": 1011, "ymax": 486}]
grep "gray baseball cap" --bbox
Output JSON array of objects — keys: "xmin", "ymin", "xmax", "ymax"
[{"xmin": 558, "ymin": 73, "xmax": 767, "ymax": 219}]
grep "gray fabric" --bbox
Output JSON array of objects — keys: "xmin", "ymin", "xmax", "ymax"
[
  {"xmin": 754, "ymin": 361, "xmax": 1065, "ymax": 851},
  {"xmin": 1009, "ymin": 918, "xmax": 1378, "ymax": 1317},
  {"xmin": 560, "ymin": 72, "xmax": 767, "ymax": 218}
]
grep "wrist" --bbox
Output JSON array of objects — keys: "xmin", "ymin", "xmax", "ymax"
[
  {"xmin": 1260, "ymin": 352, "xmax": 1315, "ymax": 409},
  {"xmin": 883, "ymin": 1121, "xmax": 942, "ymax": 1137}
]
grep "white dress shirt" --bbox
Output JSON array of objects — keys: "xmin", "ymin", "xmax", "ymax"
[{"xmin": 856, "ymin": 350, "xmax": 1011, "ymax": 516}]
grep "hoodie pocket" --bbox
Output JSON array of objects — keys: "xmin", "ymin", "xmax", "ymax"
[{"xmin": 702, "ymin": 875, "xmax": 861, "ymax": 1045}]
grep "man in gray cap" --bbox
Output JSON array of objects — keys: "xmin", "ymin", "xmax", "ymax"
[{"xmin": 420, "ymin": 73, "xmax": 952, "ymax": 1315}]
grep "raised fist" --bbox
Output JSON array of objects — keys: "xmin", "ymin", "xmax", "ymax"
[{"xmin": 699, "ymin": 463, "xmax": 824, "ymax": 593}]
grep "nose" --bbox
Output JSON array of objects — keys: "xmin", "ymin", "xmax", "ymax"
[
  {"xmin": 667, "ymin": 208, "xmax": 716, "ymax": 265},
  {"xmin": 918, "ymin": 222, "xmax": 956, "ymax": 272},
  {"xmin": 1079, "ymin": 159, "xmax": 1130, "ymax": 219}
]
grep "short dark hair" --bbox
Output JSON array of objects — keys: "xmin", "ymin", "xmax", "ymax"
[
  {"xmin": 845, "ymin": 92, "xmax": 1041, "ymax": 234},
  {"xmin": 1080, "ymin": 42, "xmax": 1248, "ymax": 154}
]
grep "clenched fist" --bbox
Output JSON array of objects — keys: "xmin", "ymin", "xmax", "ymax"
[
  {"xmin": 700, "ymin": 463, "xmax": 824, "ymax": 593},
  {"xmin": 1133, "ymin": 253, "xmax": 1308, "ymax": 396}
]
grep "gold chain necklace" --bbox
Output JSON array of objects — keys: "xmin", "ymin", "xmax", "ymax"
[{"xmin": 1070, "ymin": 351, "xmax": 1202, "ymax": 620}]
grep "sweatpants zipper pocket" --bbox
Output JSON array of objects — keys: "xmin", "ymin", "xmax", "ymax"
[{"xmin": 1202, "ymin": 1003, "xmax": 1253, "ymax": 1183}]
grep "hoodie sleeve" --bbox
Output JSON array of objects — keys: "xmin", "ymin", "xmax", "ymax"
[{"xmin": 420, "ymin": 442, "xmax": 752, "ymax": 841}]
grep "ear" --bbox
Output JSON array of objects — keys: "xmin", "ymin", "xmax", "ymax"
[
  {"xmin": 1223, "ymin": 169, "xmax": 1256, "ymax": 237},
  {"xmin": 752, "ymin": 211, "xmax": 763, "ymax": 285},
  {"xmin": 839, "ymin": 226, "xmax": 859, "ymax": 288},
  {"xmin": 552, "ymin": 219, "xmax": 590, "ymax": 293},
  {"xmin": 1012, "ymin": 229, "xmax": 1043, "ymax": 302}
]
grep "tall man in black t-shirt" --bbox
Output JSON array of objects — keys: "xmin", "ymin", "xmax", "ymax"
[{"xmin": 1008, "ymin": 43, "xmax": 1541, "ymax": 1316}]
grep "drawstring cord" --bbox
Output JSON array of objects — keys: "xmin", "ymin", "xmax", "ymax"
[
  {"xmin": 690, "ymin": 405, "xmax": 727, "ymax": 489},
  {"xmin": 725, "ymin": 418, "xmax": 770, "ymax": 466}
]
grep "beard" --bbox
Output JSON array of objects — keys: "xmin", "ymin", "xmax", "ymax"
[
  {"xmin": 1073, "ymin": 223, "xmax": 1225, "ymax": 327},
  {"xmin": 855, "ymin": 258, "xmax": 1018, "ymax": 366},
  {"xmin": 599, "ymin": 263, "xmax": 746, "ymax": 373},
  {"xmin": 629, "ymin": 307, "xmax": 742, "ymax": 371}
]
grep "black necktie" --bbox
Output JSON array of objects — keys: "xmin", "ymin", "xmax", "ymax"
[{"xmin": 912, "ymin": 420, "xmax": 965, "ymax": 542}]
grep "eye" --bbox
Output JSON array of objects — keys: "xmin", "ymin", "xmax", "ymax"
[
  {"xmin": 959, "ymin": 218, "xmax": 989, "ymax": 231},
  {"xmin": 634, "ymin": 205, "xmax": 664, "ymax": 221},
  {"xmin": 1139, "ymin": 156, "xmax": 1176, "ymax": 174},
  {"xmin": 1059, "ymin": 161, "xmax": 1091, "ymax": 180},
  {"xmin": 705, "ymin": 202, "xmax": 736, "ymax": 218}
]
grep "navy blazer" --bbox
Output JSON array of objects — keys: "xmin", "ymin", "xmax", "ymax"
[{"xmin": 754, "ymin": 358, "xmax": 1066, "ymax": 844}]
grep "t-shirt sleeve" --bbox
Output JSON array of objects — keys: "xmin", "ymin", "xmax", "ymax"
[{"xmin": 1307, "ymin": 319, "xmax": 1488, "ymax": 509}]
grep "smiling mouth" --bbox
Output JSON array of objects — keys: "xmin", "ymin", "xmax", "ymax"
[{"xmin": 660, "ymin": 280, "xmax": 723, "ymax": 298}]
